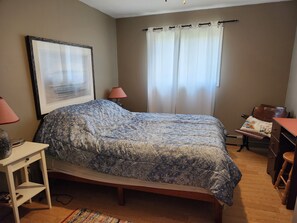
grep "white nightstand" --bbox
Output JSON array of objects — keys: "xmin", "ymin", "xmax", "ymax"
[{"xmin": 0, "ymin": 141, "xmax": 52, "ymax": 223}]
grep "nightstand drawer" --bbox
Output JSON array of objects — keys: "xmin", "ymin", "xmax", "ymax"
[
  {"xmin": 271, "ymin": 121, "xmax": 281, "ymax": 139},
  {"xmin": 269, "ymin": 136, "xmax": 279, "ymax": 155},
  {"xmin": 11, "ymin": 152, "xmax": 41, "ymax": 172}
]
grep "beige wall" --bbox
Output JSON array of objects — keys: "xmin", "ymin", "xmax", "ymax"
[
  {"xmin": 0, "ymin": 0, "xmax": 118, "ymax": 140},
  {"xmin": 285, "ymin": 27, "xmax": 297, "ymax": 117},
  {"xmin": 116, "ymin": 1, "xmax": 297, "ymax": 133}
]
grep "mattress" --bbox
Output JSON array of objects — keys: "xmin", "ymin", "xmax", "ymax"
[{"xmin": 46, "ymin": 156, "xmax": 210, "ymax": 194}]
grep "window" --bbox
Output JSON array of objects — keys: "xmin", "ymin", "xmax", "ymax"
[{"xmin": 147, "ymin": 22, "xmax": 223, "ymax": 115}]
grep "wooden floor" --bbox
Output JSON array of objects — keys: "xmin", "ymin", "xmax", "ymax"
[{"xmin": 0, "ymin": 146, "xmax": 294, "ymax": 223}]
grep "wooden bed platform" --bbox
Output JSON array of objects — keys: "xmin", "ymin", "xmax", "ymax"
[{"xmin": 48, "ymin": 171, "xmax": 223, "ymax": 223}]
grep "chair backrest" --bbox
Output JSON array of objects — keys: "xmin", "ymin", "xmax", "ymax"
[{"xmin": 252, "ymin": 104, "xmax": 288, "ymax": 122}]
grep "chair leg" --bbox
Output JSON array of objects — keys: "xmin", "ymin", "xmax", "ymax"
[
  {"xmin": 237, "ymin": 145, "xmax": 244, "ymax": 152},
  {"xmin": 282, "ymin": 165, "xmax": 293, "ymax": 205},
  {"xmin": 237, "ymin": 135, "xmax": 249, "ymax": 152},
  {"xmin": 274, "ymin": 160, "xmax": 288, "ymax": 189}
]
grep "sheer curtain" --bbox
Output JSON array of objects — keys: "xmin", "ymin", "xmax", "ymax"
[{"xmin": 147, "ymin": 22, "xmax": 223, "ymax": 115}]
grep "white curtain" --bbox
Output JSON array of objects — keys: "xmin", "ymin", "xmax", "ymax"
[{"xmin": 147, "ymin": 22, "xmax": 223, "ymax": 115}]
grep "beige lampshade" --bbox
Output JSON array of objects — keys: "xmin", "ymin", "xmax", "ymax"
[
  {"xmin": 0, "ymin": 97, "xmax": 19, "ymax": 125},
  {"xmin": 108, "ymin": 87, "xmax": 127, "ymax": 99}
]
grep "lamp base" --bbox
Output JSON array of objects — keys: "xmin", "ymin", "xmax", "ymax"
[
  {"xmin": 116, "ymin": 101, "xmax": 123, "ymax": 107},
  {"xmin": 0, "ymin": 129, "xmax": 12, "ymax": 160},
  {"xmin": 109, "ymin": 99, "xmax": 123, "ymax": 107}
]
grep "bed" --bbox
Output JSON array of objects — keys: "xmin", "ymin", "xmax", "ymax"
[{"xmin": 34, "ymin": 99, "xmax": 241, "ymax": 223}]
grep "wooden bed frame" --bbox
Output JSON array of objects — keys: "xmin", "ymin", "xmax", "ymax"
[{"xmin": 48, "ymin": 171, "xmax": 223, "ymax": 223}]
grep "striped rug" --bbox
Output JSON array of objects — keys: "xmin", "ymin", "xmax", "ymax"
[{"xmin": 61, "ymin": 208, "xmax": 132, "ymax": 223}]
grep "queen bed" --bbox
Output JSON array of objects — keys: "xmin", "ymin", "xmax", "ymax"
[{"xmin": 34, "ymin": 99, "xmax": 241, "ymax": 223}]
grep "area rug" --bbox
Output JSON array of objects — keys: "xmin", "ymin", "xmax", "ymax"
[{"xmin": 61, "ymin": 208, "xmax": 132, "ymax": 223}]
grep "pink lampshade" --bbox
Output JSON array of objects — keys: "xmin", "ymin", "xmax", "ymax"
[
  {"xmin": 108, "ymin": 87, "xmax": 127, "ymax": 99},
  {"xmin": 0, "ymin": 97, "xmax": 19, "ymax": 125}
]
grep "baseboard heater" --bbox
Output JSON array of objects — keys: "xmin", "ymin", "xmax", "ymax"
[{"xmin": 226, "ymin": 134, "xmax": 242, "ymax": 146}]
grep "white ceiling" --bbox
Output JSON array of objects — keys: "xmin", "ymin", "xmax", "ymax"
[{"xmin": 80, "ymin": 0, "xmax": 289, "ymax": 18}]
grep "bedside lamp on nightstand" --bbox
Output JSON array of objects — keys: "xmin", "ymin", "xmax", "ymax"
[
  {"xmin": 0, "ymin": 97, "xmax": 19, "ymax": 159},
  {"xmin": 108, "ymin": 87, "xmax": 127, "ymax": 107}
]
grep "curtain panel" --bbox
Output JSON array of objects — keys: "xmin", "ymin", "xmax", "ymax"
[{"xmin": 146, "ymin": 22, "xmax": 223, "ymax": 115}]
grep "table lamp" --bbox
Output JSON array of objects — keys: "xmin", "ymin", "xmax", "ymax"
[
  {"xmin": 108, "ymin": 87, "xmax": 127, "ymax": 107},
  {"xmin": 0, "ymin": 97, "xmax": 19, "ymax": 159}
]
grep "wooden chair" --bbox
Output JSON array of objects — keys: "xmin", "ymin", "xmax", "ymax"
[{"xmin": 235, "ymin": 104, "xmax": 288, "ymax": 152}]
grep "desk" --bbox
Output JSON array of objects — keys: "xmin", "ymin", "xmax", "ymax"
[
  {"xmin": 267, "ymin": 118, "xmax": 297, "ymax": 210},
  {"xmin": 0, "ymin": 142, "xmax": 52, "ymax": 223}
]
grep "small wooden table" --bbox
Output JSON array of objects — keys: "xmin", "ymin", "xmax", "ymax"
[{"xmin": 0, "ymin": 141, "xmax": 52, "ymax": 223}]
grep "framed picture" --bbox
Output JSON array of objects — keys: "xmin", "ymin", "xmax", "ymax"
[{"xmin": 26, "ymin": 36, "xmax": 95, "ymax": 119}]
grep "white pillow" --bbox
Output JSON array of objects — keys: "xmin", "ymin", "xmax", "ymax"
[{"xmin": 240, "ymin": 116, "xmax": 272, "ymax": 137}]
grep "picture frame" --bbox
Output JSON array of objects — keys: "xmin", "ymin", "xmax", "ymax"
[{"xmin": 26, "ymin": 36, "xmax": 95, "ymax": 119}]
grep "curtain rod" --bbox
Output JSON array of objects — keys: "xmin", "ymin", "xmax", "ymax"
[{"xmin": 142, "ymin": 19, "xmax": 238, "ymax": 31}]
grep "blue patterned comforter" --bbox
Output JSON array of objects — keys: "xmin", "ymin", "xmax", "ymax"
[{"xmin": 35, "ymin": 99, "xmax": 241, "ymax": 205}]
